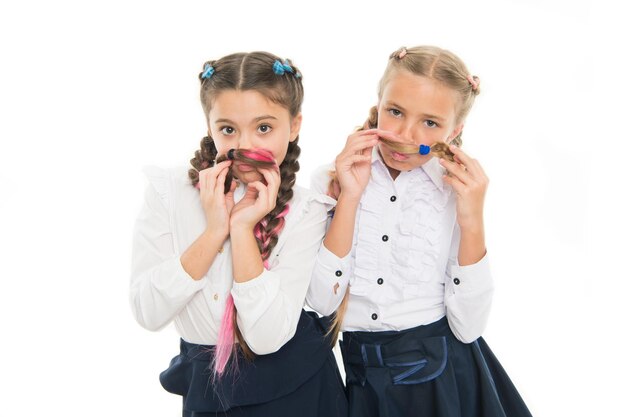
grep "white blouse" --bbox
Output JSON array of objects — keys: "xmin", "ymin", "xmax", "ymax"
[
  {"xmin": 130, "ymin": 166, "xmax": 334, "ymax": 354},
  {"xmin": 306, "ymin": 147, "xmax": 494, "ymax": 343}
]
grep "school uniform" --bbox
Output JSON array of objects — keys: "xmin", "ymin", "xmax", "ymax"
[
  {"xmin": 307, "ymin": 148, "xmax": 532, "ymax": 417},
  {"xmin": 130, "ymin": 166, "xmax": 348, "ymax": 416}
]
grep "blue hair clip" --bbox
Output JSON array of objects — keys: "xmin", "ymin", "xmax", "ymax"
[
  {"xmin": 201, "ymin": 64, "xmax": 215, "ymax": 79},
  {"xmin": 273, "ymin": 59, "xmax": 294, "ymax": 75},
  {"xmin": 419, "ymin": 144, "xmax": 431, "ymax": 155}
]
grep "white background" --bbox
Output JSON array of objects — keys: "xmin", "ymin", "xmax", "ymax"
[{"xmin": 1, "ymin": 0, "xmax": 624, "ymax": 415}]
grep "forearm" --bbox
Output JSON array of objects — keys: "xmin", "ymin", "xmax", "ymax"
[
  {"xmin": 180, "ymin": 230, "xmax": 227, "ymax": 280},
  {"xmin": 230, "ymin": 225, "xmax": 264, "ymax": 283},
  {"xmin": 323, "ymin": 196, "xmax": 360, "ymax": 257},
  {"xmin": 457, "ymin": 221, "xmax": 486, "ymax": 266}
]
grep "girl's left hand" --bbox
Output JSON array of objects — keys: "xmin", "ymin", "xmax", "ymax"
[
  {"xmin": 439, "ymin": 145, "xmax": 489, "ymax": 230},
  {"xmin": 229, "ymin": 168, "xmax": 281, "ymax": 231}
]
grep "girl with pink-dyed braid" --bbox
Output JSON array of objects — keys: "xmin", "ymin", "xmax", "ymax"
[{"xmin": 129, "ymin": 51, "xmax": 347, "ymax": 417}]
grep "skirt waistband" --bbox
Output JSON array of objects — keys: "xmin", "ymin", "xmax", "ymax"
[{"xmin": 341, "ymin": 317, "xmax": 452, "ymax": 368}]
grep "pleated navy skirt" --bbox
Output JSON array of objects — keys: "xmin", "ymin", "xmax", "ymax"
[
  {"xmin": 341, "ymin": 317, "xmax": 533, "ymax": 417},
  {"xmin": 159, "ymin": 310, "xmax": 348, "ymax": 416}
]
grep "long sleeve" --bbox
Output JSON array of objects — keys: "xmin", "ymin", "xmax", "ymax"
[
  {"xmin": 129, "ymin": 169, "xmax": 207, "ymax": 331},
  {"xmin": 306, "ymin": 243, "xmax": 352, "ymax": 316},
  {"xmin": 444, "ymin": 223, "xmax": 494, "ymax": 343},
  {"xmin": 304, "ymin": 163, "xmax": 352, "ymax": 316},
  {"xmin": 230, "ymin": 193, "xmax": 333, "ymax": 355}
]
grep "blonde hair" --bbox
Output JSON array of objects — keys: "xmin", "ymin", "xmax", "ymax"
[
  {"xmin": 380, "ymin": 45, "xmax": 480, "ymax": 145},
  {"xmin": 326, "ymin": 45, "xmax": 480, "ymax": 346}
]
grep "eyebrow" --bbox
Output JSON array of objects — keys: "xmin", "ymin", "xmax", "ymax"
[
  {"xmin": 386, "ymin": 101, "xmax": 445, "ymax": 122},
  {"xmin": 214, "ymin": 115, "xmax": 278, "ymax": 125},
  {"xmin": 253, "ymin": 115, "xmax": 278, "ymax": 123}
]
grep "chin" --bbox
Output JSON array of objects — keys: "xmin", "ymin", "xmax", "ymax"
[{"xmin": 233, "ymin": 169, "xmax": 263, "ymax": 184}]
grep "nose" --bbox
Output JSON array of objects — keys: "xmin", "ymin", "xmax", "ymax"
[
  {"xmin": 237, "ymin": 132, "xmax": 253, "ymax": 149},
  {"xmin": 398, "ymin": 121, "xmax": 418, "ymax": 144}
]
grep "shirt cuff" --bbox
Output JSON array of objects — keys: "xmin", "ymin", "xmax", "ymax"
[
  {"xmin": 447, "ymin": 252, "xmax": 493, "ymax": 294},
  {"xmin": 231, "ymin": 269, "xmax": 281, "ymax": 309},
  {"xmin": 318, "ymin": 243, "xmax": 351, "ymax": 287}
]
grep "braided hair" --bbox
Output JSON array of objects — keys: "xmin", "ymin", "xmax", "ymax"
[
  {"xmin": 326, "ymin": 46, "xmax": 481, "ymax": 346},
  {"xmin": 188, "ymin": 52, "xmax": 303, "ymax": 376}
]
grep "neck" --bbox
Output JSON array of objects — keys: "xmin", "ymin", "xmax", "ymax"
[{"xmin": 386, "ymin": 166, "xmax": 400, "ymax": 180}]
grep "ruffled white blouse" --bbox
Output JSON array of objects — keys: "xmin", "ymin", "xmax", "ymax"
[
  {"xmin": 130, "ymin": 166, "xmax": 335, "ymax": 354},
  {"xmin": 306, "ymin": 147, "xmax": 494, "ymax": 343}
]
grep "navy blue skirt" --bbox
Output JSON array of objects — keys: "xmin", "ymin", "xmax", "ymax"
[
  {"xmin": 341, "ymin": 317, "xmax": 533, "ymax": 417},
  {"xmin": 160, "ymin": 310, "xmax": 348, "ymax": 416}
]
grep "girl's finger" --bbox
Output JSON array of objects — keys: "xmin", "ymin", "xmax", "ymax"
[
  {"xmin": 374, "ymin": 129, "xmax": 405, "ymax": 143},
  {"xmin": 448, "ymin": 145, "xmax": 479, "ymax": 174},
  {"xmin": 442, "ymin": 173, "xmax": 465, "ymax": 194},
  {"xmin": 341, "ymin": 154, "xmax": 373, "ymax": 167},
  {"xmin": 215, "ymin": 166, "xmax": 228, "ymax": 195},
  {"xmin": 346, "ymin": 130, "xmax": 380, "ymax": 145},
  {"xmin": 203, "ymin": 160, "xmax": 231, "ymax": 191},
  {"xmin": 440, "ymin": 158, "xmax": 473, "ymax": 186},
  {"xmin": 258, "ymin": 168, "xmax": 280, "ymax": 202},
  {"xmin": 342, "ymin": 136, "xmax": 378, "ymax": 156}
]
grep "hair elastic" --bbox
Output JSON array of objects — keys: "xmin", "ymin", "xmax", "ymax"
[
  {"xmin": 201, "ymin": 64, "xmax": 215, "ymax": 79},
  {"xmin": 273, "ymin": 59, "xmax": 301, "ymax": 77},
  {"xmin": 398, "ymin": 48, "xmax": 407, "ymax": 59},
  {"xmin": 467, "ymin": 75, "xmax": 479, "ymax": 90}
]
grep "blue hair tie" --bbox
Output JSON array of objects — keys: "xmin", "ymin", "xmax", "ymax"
[
  {"xmin": 419, "ymin": 144, "xmax": 431, "ymax": 155},
  {"xmin": 201, "ymin": 64, "xmax": 215, "ymax": 79},
  {"xmin": 273, "ymin": 59, "xmax": 294, "ymax": 75}
]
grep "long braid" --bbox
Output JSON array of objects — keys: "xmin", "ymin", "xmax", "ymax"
[
  {"xmin": 255, "ymin": 138, "xmax": 300, "ymax": 263},
  {"xmin": 190, "ymin": 51, "xmax": 304, "ymax": 377},
  {"xmin": 190, "ymin": 143, "xmax": 301, "ymax": 374}
]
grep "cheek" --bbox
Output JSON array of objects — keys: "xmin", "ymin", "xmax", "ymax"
[
  {"xmin": 377, "ymin": 113, "xmax": 396, "ymax": 131},
  {"xmin": 212, "ymin": 141, "xmax": 231, "ymax": 157}
]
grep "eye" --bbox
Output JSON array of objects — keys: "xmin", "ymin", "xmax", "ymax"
[
  {"xmin": 425, "ymin": 120, "xmax": 438, "ymax": 128},
  {"xmin": 388, "ymin": 108, "xmax": 402, "ymax": 118},
  {"xmin": 220, "ymin": 126, "xmax": 235, "ymax": 135},
  {"xmin": 257, "ymin": 124, "xmax": 272, "ymax": 134}
]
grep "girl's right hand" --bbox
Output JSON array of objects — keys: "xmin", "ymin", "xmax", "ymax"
[
  {"xmin": 334, "ymin": 129, "xmax": 378, "ymax": 201},
  {"xmin": 198, "ymin": 160, "xmax": 236, "ymax": 238}
]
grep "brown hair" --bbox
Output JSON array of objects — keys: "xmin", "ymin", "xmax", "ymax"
[
  {"xmin": 187, "ymin": 52, "xmax": 303, "ymax": 371},
  {"xmin": 327, "ymin": 46, "xmax": 480, "ymax": 346}
]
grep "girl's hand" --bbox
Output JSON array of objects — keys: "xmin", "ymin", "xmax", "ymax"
[
  {"xmin": 229, "ymin": 167, "xmax": 281, "ymax": 231},
  {"xmin": 440, "ymin": 145, "xmax": 489, "ymax": 230},
  {"xmin": 334, "ymin": 129, "xmax": 378, "ymax": 201},
  {"xmin": 198, "ymin": 160, "xmax": 236, "ymax": 238}
]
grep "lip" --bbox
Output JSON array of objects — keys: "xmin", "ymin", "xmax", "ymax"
[
  {"xmin": 234, "ymin": 162, "xmax": 255, "ymax": 172},
  {"xmin": 391, "ymin": 151, "xmax": 409, "ymax": 161}
]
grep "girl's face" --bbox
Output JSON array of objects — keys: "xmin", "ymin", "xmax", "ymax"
[
  {"xmin": 377, "ymin": 70, "xmax": 463, "ymax": 173},
  {"xmin": 208, "ymin": 89, "xmax": 301, "ymax": 183}
]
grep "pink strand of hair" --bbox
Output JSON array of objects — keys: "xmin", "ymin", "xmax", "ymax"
[{"xmin": 206, "ymin": 146, "xmax": 291, "ymax": 378}]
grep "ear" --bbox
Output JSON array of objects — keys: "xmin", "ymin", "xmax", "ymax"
[
  {"xmin": 289, "ymin": 113, "xmax": 303, "ymax": 142},
  {"xmin": 446, "ymin": 123, "xmax": 464, "ymax": 144}
]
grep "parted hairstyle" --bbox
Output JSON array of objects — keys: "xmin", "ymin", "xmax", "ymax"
[
  {"xmin": 327, "ymin": 45, "xmax": 481, "ymax": 346},
  {"xmin": 187, "ymin": 51, "xmax": 304, "ymax": 376}
]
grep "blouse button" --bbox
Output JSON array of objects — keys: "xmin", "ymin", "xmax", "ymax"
[
  {"xmin": 453, "ymin": 278, "xmax": 461, "ymax": 285},
  {"xmin": 382, "ymin": 235, "xmax": 389, "ymax": 242},
  {"xmin": 371, "ymin": 313, "xmax": 378, "ymax": 320},
  {"xmin": 335, "ymin": 270, "xmax": 343, "ymax": 277},
  {"xmin": 377, "ymin": 278, "xmax": 384, "ymax": 285},
  {"xmin": 390, "ymin": 195, "xmax": 397, "ymax": 202}
]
